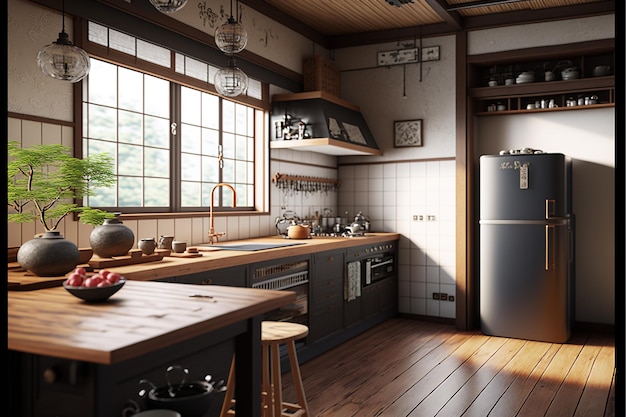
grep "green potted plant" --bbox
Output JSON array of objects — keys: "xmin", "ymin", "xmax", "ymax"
[{"xmin": 7, "ymin": 141, "xmax": 116, "ymax": 276}]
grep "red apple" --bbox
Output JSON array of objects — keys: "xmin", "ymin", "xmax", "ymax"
[
  {"xmin": 83, "ymin": 276, "xmax": 103, "ymax": 287},
  {"xmin": 107, "ymin": 272, "xmax": 121, "ymax": 284}
]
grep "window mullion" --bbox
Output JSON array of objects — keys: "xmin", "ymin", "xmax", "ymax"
[{"xmin": 171, "ymin": 83, "xmax": 182, "ymax": 211}]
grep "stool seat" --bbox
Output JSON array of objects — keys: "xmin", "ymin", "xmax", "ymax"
[
  {"xmin": 220, "ymin": 321, "xmax": 310, "ymax": 417},
  {"xmin": 262, "ymin": 321, "xmax": 309, "ymax": 344}
]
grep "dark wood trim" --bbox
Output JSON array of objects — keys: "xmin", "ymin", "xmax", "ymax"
[
  {"xmin": 337, "ymin": 157, "xmax": 455, "ymax": 167},
  {"xmin": 467, "ymin": 39, "xmax": 615, "ymax": 65},
  {"xmin": 455, "ymin": 31, "xmax": 474, "ymax": 331},
  {"xmin": 7, "ymin": 112, "xmax": 74, "ymax": 127},
  {"xmin": 462, "ymin": 1, "xmax": 615, "ymax": 31},
  {"xmin": 328, "ymin": 3, "xmax": 614, "ymax": 49}
]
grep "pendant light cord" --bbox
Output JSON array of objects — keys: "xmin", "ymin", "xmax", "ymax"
[{"xmin": 61, "ymin": 0, "xmax": 66, "ymax": 34}]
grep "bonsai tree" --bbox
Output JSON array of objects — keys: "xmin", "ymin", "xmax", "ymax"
[{"xmin": 7, "ymin": 141, "xmax": 116, "ymax": 232}]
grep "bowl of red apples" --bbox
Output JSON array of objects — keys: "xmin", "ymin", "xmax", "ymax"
[{"xmin": 63, "ymin": 267, "xmax": 125, "ymax": 302}]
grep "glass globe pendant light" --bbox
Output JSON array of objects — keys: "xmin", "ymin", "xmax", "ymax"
[
  {"xmin": 214, "ymin": 56, "xmax": 248, "ymax": 97},
  {"xmin": 36, "ymin": 0, "xmax": 90, "ymax": 83},
  {"xmin": 215, "ymin": 0, "xmax": 248, "ymax": 54},
  {"xmin": 148, "ymin": 0, "xmax": 188, "ymax": 14}
]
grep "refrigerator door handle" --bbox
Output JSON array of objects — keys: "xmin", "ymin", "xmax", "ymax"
[
  {"xmin": 545, "ymin": 199, "xmax": 556, "ymax": 219},
  {"xmin": 545, "ymin": 224, "xmax": 555, "ymax": 271}
]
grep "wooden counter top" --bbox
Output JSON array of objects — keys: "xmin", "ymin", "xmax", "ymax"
[
  {"xmin": 8, "ymin": 280, "xmax": 295, "ymax": 365},
  {"xmin": 8, "ymin": 233, "xmax": 399, "ymax": 284}
]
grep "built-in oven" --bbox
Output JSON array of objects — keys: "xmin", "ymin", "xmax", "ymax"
[
  {"xmin": 364, "ymin": 253, "xmax": 395, "ymax": 286},
  {"xmin": 251, "ymin": 258, "xmax": 309, "ymax": 326},
  {"xmin": 346, "ymin": 241, "xmax": 397, "ymax": 287}
]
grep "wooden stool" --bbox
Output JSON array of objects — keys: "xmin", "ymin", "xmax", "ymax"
[{"xmin": 220, "ymin": 321, "xmax": 310, "ymax": 417}]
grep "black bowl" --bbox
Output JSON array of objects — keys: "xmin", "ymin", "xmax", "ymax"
[
  {"xmin": 147, "ymin": 382, "xmax": 213, "ymax": 417},
  {"xmin": 63, "ymin": 279, "xmax": 125, "ymax": 302}
]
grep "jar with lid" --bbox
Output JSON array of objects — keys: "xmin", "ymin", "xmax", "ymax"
[{"xmin": 90, "ymin": 212, "xmax": 135, "ymax": 257}]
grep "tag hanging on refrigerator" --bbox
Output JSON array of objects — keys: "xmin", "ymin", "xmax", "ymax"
[{"xmin": 519, "ymin": 163, "xmax": 529, "ymax": 189}]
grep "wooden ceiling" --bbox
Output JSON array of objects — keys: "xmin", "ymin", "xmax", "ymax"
[{"xmin": 240, "ymin": 0, "xmax": 615, "ymax": 48}]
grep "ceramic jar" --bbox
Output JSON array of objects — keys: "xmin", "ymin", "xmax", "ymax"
[
  {"xmin": 90, "ymin": 213, "xmax": 135, "ymax": 258},
  {"xmin": 138, "ymin": 238, "xmax": 157, "ymax": 255},
  {"xmin": 17, "ymin": 231, "xmax": 80, "ymax": 276}
]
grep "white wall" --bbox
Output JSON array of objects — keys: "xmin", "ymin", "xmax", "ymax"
[
  {"xmin": 334, "ymin": 34, "xmax": 458, "ymax": 319},
  {"xmin": 335, "ymin": 34, "xmax": 458, "ymax": 163}
]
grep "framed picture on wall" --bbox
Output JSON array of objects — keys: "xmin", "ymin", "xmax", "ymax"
[
  {"xmin": 394, "ymin": 119, "xmax": 423, "ymax": 147},
  {"xmin": 421, "ymin": 46, "xmax": 440, "ymax": 62}
]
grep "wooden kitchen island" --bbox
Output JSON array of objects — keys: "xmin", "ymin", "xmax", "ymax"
[{"xmin": 8, "ymin": 280, "xmax": 296, "ymax": 417}]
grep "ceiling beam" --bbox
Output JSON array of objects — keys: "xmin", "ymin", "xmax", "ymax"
[
  {"xmin": 461, "ymin": 1, "xmax": 615, "ymax": 30},
  {"xmin": 328, "ymin": 1, "xmax": 614, "ymax": 48},
  {"xmin": 425, "ymin": 0, "xmax": 463, "ymax": 30}
]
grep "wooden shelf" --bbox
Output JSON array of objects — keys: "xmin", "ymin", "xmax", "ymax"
[
  {"xmin": 470, "ymin": 76, "xmax": 614, "ymax": 99},
  {"xmin": 270, "ymin": 138, "xmax": 383, "ymax": 156},
  {"xmin": 468, "ymin": 39, "xmax": 615, "ymax": 116},
  {"xmin": 476, "ymin": 102, "xmax": 614, "ymax": 116}
]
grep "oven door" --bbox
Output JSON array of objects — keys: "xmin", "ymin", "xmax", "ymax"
[{"xmin": 364, "ymin": 255, "xmax": 395, "ymax": 286}]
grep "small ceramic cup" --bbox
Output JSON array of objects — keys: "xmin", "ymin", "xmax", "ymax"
[{"xmin": 172, "ymin": 240, "xmax": 187, "ymax": 253}]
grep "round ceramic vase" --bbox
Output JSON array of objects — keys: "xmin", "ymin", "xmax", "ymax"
[
  {"xmin": 17, "ymin": 231, "xmax": 80, "ymax": 277},
  {"xmin": 90, "ymin": 213, "xmax": 135, "ymax": 258}
]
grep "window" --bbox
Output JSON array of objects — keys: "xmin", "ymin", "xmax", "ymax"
[{"xmin": 82, "ymin": 22, "xmax": 266, "ymax": 213}]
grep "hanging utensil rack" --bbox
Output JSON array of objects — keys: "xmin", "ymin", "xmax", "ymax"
[{"xmin": 272, "ymin": 172, "xmax": 341, "ymax": 193}]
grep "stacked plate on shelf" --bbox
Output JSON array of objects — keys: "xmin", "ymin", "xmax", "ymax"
[{"xmin": 516, "ymin": 71, "xmax": 535, "ymax": 84}]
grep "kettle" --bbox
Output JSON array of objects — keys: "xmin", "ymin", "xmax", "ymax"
[{"xmin": 287, "ymin": 224, "xmax": 310, "ymax": 239}]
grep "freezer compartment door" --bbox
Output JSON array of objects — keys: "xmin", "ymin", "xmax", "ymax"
[
  {"xmin": 480, "ymin": 153, "xmax": 570, "ymax": 220},
  {"xmin": 480, "ymin": 222, "xmax": 572, "ymax": 343}
]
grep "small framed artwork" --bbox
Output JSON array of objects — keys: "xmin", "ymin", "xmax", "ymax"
[
  {"xmin": 394, "ymin": 119, "xmax": 423, "ymax": 148},
  {"xmin": 421, "ymin": 46, "xmax": 440, "ymax": 62}
]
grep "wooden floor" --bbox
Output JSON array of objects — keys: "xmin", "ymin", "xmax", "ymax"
[{"xmin": 281, "ymin": 317, "xmax": 616, "ymax": 417}]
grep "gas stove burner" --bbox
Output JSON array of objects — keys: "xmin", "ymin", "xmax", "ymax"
[
  {"xmin": 342, "ymin": 232, "xmax": 366, "ymax": 238},
  {"xmin": 311, "ymin": 232, "xmax": 343, "ymax": 238}
]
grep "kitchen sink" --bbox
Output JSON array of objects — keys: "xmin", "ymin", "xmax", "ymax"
[{"xmin": 200, "ymin": 242, "xmax": 306, "ymax": 251}]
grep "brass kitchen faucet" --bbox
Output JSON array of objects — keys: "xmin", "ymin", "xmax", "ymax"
[{"xmin": 208, "ymin": 183, "xmax": 236, "ymax": 244}]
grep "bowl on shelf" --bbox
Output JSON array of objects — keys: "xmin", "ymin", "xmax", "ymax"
[
  {"xmin": 561, "ymin": 67, "xmax": 580, "ymax": 80},
  {"xmin": 63, "ymin": 278, "xmax": 126, "ymax": 302},
  {"xmin": 515, "ymin": 71, "xmax": 535, "ymax": 84},
  {"xmin": 592, "ymin": 65, "xmax": 611, "ymax": 77}
]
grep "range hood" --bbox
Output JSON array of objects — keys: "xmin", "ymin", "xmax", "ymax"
[{"xmin": 270, "ymin": 91, "xmax": 382, "ymax": 156}]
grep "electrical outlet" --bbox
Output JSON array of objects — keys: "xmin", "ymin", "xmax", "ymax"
[
  {"xmin": 432, "ymin": 292, "xmax": 440, "ymax": 300},
  {"xmin": 449, "ymin": 295, "xmax": 455, "ymax": 302},
  {"xmin": 440, "ymin": 293, "xmax": 448, "ymax": 301}
]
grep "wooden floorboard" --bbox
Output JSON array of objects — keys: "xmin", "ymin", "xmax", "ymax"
[{"xmin": 280, "ymin": 317, "xmax": 615, "ymax": 417}]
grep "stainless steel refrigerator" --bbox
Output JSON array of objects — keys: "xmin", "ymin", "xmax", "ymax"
[{"xmin": 479, "ymin": 151, "xmax": 574, "ymax": 343}]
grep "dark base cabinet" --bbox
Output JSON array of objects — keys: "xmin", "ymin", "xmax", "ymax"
[
  {"xmin": 297, "ymin": 241, "xmax": 399, "ymax": 367},
  {"xmin": 309, "ymin": 250, "xmax": 346, "ymax": 344},
  {"xmin": 163, "ymin": 265, "xmax": 248, "ymax": 287},
  {"xmin": 11, "ymin": 324, "xmax": 243, "ymax": 417},
  {"xmin": 363, "ymin": 277, "xmax": 397, "ymax": 319}
]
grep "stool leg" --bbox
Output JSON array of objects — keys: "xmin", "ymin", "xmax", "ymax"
[
  {"xmin": 262, "ymin": 343, "xmax": 273, "ymax": 417},
  {"xmin": 287, "ymin": 341, "xmax": 310, "ymax": 417},
  {"xmin": 270, "ymin": 343, "xmax": 283, "ymax": 417},
  {"xmin": 219, "ymin": 356, "xmax": 236, "ymax": 417}
]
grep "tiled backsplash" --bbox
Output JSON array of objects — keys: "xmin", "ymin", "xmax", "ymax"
[{"xmin": 339, "ymin": 160, "xmax": 456, "ymax": 319}]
